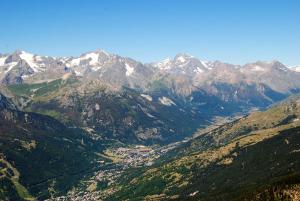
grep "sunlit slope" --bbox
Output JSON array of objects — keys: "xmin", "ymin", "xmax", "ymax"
[{"xmin": 108, "ymin": 95, "xmax": 300, "ymax": 201}]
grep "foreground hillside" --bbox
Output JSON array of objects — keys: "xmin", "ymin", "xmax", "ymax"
[
  {"xmin": 107, "ymin": 96, "xmax": 300, "ymax": 201},
  {"xmin": 0, "ymin": 93, "xmax": 108, "ymax": 200}
]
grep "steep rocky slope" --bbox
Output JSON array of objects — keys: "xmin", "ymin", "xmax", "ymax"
[{"xmin": 0, "ymin": 93, "xmax": 107, "ymax": 200}]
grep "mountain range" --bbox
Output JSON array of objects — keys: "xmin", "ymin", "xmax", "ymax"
[
  {"xmin": 1, "ymin": 50, "xmax": 300, "ymax": 144},
  {"xmin": 1, "ymin": 50, "xmax": 300, "ymax": 94}
]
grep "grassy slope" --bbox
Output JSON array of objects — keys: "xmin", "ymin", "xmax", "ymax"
[
  {"xmin": 106, "ymin": 96, "xmax": 300, "ymax": 201},
  {"xmin": 0, "ymin": 158, "xmax": 34, "ymax": 201}
]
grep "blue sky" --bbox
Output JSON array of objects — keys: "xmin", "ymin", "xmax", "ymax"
[{"xmin": 0, "ymin": 0, "xmax": 299, "ymax": 66}]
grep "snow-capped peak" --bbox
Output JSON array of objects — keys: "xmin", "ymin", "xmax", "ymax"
[
  {"xmin": 174, "ymin": 53, "xmax": 193, "ymax": 64},
  {"xmin": 96, "ymin": 49, "xmax": 110, "ymax": 56},
  {"xmin": 153, "ymin": 58, "xmax": 172, "ymax": 70},
  {"xmin": 176, "ymin": 56, "xmax": 186, "ymax": 63},
  {"xmin": 19, "ymin": 51, "xmax": 43, "ymax": 72},
  {"xmin": 290, "ymin": 65, "xmax": 300, "ymax": 72},
  {"xmin": 67, "ymin": 49, "xmax": 113, "ymax": 68},
  {"xmin": 152, "ymin": 53, "xmax": 213, "ymax": 75},
  {"xmin": 82, "ymin": 52, "xmax": 99, "ymax": 65}
]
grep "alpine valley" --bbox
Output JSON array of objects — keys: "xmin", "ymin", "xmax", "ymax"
[{"xmin": 1, "ymin": 50, "xmax": 300, "ymax": 201}]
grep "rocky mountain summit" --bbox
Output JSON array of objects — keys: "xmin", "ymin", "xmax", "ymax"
[{"xmin": 1, "ymin": 50, "xmax": 300, "ymax": 95}]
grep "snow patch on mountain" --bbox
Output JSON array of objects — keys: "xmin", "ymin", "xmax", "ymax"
[
  {"xmin": 4, "ymin": 62, "xmax": 18, "ymax": 74},
  {"xmin": 153, "ymin": 58, "xmax": 172, "ymax": 70},
  {"xmin": 19, "ymin": 51, "xmax": 42, "ymax": 72},
  {"xmin": 82, "ymin": 52, "xmax": 99, "ymax": 65},
  {"xmin": 35, "ymin": 56, "xmax": 43, "ymax": 62},
  {"xmin": 92, "ymin": 66, "xmax": 103, "ymax": 71},
  {"xmin": 138, "ymin": 104, "xmax": 155, "ymax": 118},
  {"xmin": 21, "ymin": 74, "xmax": 31, "ymax": 79},
  {"xmin": 251, "ymin": 65, "xmax": 266, "ymax": 72},
  {"xmin": 0, "ymin": 56, "xmax": 7, "ymax": 66},
  {"xmin": 125, "ymin": 63, "xmax": 134, "ymax": 76},
  {"xmin": 70, "ymin": 58, "xmax": 81, "ymax": 66},
  {"xmin": 278, "ymin": 66, "xmax": 289, "ymax": 72},
  {"xmin": 95, "ymin": 103, "xmax": 100, "ymax": 111},
  {"xmin": 194, "ymin": 67, "xmax": 204, "ymax": 73},
  {"xmin": 141, "ymin": 94, "xmax": 153, "ymax": 101},
  {"xmin": 291, "ymin": 66, "xmax": 300, "ymax": 72},
  {"xmin": 176, "ymin": 56, "xmax": 187, "ymax": 63},
  {"xmin": 200, "ymin": 60, "xmax": 209, "ymax": 69},
  {"xmin": 174, "ymin": 54, "xmax": 194, "ymax": 65},
  {"xmin": 74, "ymin": 70, "xmax": 82, "ymax": 76},
  {"xmin": 159, "ymin": 96, "xmax": 176, "ymax": 106}
]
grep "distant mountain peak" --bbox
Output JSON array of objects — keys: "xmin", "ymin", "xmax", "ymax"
[
  {"xmin": 174, "ymin": 53, "xmax": 194, "ymax": 63},
  {"xmin": 1, "ymin": 49, "xmax": 300, "ymax": 96},
  {"xmin": 175, "ymin": 52, "xmax": 194, "ymax": 58},
  {"xmin": 94, "ymin": 49, "xmax": 110, "ymax": 56},
  {"xmin": 152, "ymin": 58, "xmax": 172, "ymax": 70},
  {"xmin": 82, "ymin": 49, "xmax": 111, "ymax": 57},
  {"xmin": 290, "ymin": 65, "xmax": 300, "ymax": 72},
  {"xmin": 243, "ymin": 60, "xmax": 290, "ymax": 73}
]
